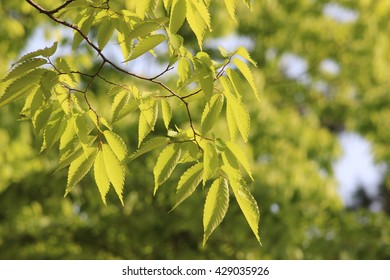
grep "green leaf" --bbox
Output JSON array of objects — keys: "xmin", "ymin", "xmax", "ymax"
[
  {"xmin": 41, "ymin": 109, "xmax": 67, "ymax": 152},
  {"xmin": 127, "ymin": 21, "xmax": 162, "ymax": 41},
  {"xmin": 172, "ymin": 162, "xmax": 203, "ymax": 210},
  {"xmin": 234, "ymin": 46, "xmax": 257, "ymax": 66},
  {"xmin": 226, "ymin": 68, "xmax": 246, "ymax": 100},
  {"xmin": 102, "ymin": 143, "xmax": 125, "ymax": 205},
  {"xmin": 103, "ymin": 130, "xmax": 128, "ymax": 162},
  {"xmin": 66, "ymin": 147, "xmax": 97, "ymax": 195},
  {"xmin": 125, "ymin": 34, "xmax": 166, "ymax": 61},
  {"xmin": 129, "ymin": 136, "xmax": 169, "ymax": 161},
  {"xmin": 169, "ymin": 0, "xmax": 187, "ymax": 33},
  {"xmin": 32, "ymin": 104, "xmax": 52, "ymax": 135},
  {"xmin": 94, "ymin": 150, "xmax": 111, "ymax": 205},
  {"xmin": 201, "ymin": 94, "xmax": 224, "ymax": 133},
  {"xmin": 97, "ymin": 16, "xmax": 115, "ymax": 49},
  {"xmin": 231, "ymin": 180, "xmax": 260, "ymax": 243},
  {"xmin": 138, "ymin": 98, "xmax": 158, "ymax": 147},
  {"xmin": 0, "ymin": 69, "xmax": 45, "ymax": 109},
  {"xmin": 15, "ymin": 41, "xmax": 58, "ymax": 64},
  {"xmin": 222, "ymin": 165, "xmax": 260, "ymax": 243},
  {"xmin": 221, "ymin": 77, "xmax": 250, "ymax": 142},
  {"xmin": 225, "ymin": 141, "xmax": 253, "ymax": 180},
  {"xmin": 203, "ymin": 177, "xmax": 229, "ymax": 245},
  {"xmin": 177, "ymin": 57, "xmax": 191, "ymax": 87},
  {"xmin": 136, "ymin": 0, "xmax": 156, "ymax": 19},
  {"xmin": 233, "ymin": 58, "xmax": 259, "ymax": 101},
  {"xmin": 224, "ymin": 0, "xmax": 237, "ymax": 22},
  {"xmin": 73, "ymin": 10, "xmax": 95, "ymax": 50},
  {"xmin": 153, "ymin": 144, "xmax": 182, "ymax": 195},
  {"xmin": 203, "ymin": 142, "xmax": 219, "ymax": 183},
  {"xmin": 3, "ymin": 58, "xmax": 47, "ymax": 82},
  {"xmin": 226, "ymin": 102, "xmax": 238, "ymax": 141},
  {"xmin": 160, "ymin": 98, "xmax": 172, "ymax": 129},
  {"xmin": 186, "ymin": 0, "xmax": 208, "ymax": 49}
]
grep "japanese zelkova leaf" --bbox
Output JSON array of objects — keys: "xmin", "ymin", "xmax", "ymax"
[
  {"xmin": 226, "ymin": 141, "xmax": 253, "ymax": 180},
  {"xmin": 226, "ymin": 68, "xmax": 247, "ymax": 100},
  {"xmin": 94, "ymin": 150, "xmax": 111, "ymax": 205},
  {"xmin": 201, "ymin": 94, "xmax": 224, "ymax": 134},
  {"xmin": 138, "ymin": 99, "xmax": 158, "ymax": 147},
  {"xmin": 172, "ymin": 162, "xmax": 203, "ymax": 210},
  {"xmin": 125, "ymin": 34, "xmax": 166, "ymax": 61},
  {"xmin": 32, "ymin": 104, "xmax": 52, "ymax": 135},
  {"xmin": 127, "ymin": 21, "xmax": 162, "ymax": 41},
  {"xmin": 160, "ymin": 98, "xmax": 172, "ymax": 129},
  {"xmin": 102, "ymin": 143, "xmax": 125, "ymax": 205},
  {"xmin": 224, "ymin": 0, "xmax": 237, "ymax": 22},
  {"xmin": 226, "ymin": 102, "xmax": 239, "ymax": 141},
  {"xmin": 0, "ymin": 69, "xmax": 45, "ymax": 109},
  {"xmin": 222, "ymin": 77, "xmax": 251, "ymax": 142},
  {"xmin": 234, "ymin": 46, "xmax": 257, "ymax": 66},
  {"xmin": 177, "ymin": 57, "xmax": 191, "ymax": 86},
  {"xmin": 203, "ymin": 142, "xmax": 219, "ymax": 183},
  {"xmin": 15, "ymin": 41, "xmax": 58, "ymax": 64},
  {"xmin": 72, "ymin": 10, "xmax": 95, "ymax": 50},
  {"xmin": 66, "ymin": 147, "xmax": 97, "ymax": 195},
  {"xmin": 169, "ymin": 0, "xmax": 187, "ymax": 34},
  {"xmin": 203, "ymin": 177, "xmax": 229, "ymax": 245},
  {"xmin": 233, "ymin": 58, "xmax": 259, "ymax": 101},
  {"xmin": 129, "ymin": 136, "xmax": 169, "ymax": 161},
  {"xmin": 222, "ymin": 165, "xmax": 260, "ymax": 243},
  {"xmin": 42, "ymin": 109, "xmax": 67, "ymax": 152},
  {"xmin": 186, "ymin": 0, "xmax": 208, "ymax": 49},
  {"xmin": 103, "ymin": 130, "xmax": 128, "ymax": 162},
  {"xmin": 164, "ymin": 0, "xmax": 174, "ymax": 10},
  {"xmin": 136, "ymin": 0, "xmax": 156, "ymax": 19},
  {"xmin": 2, "ymin": 58, "xmax": 47, "ymax": 82},
  {"xmin": 97, "ymin": 16, "xmax": 115, "ymax": 49},
  {"xmin": 153, "ymin": 144, "xmax": 181, "ymax": 194}
]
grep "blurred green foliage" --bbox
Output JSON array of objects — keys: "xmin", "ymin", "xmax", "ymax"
[{"xmin": 0, "ymin": 0, "xmax": 389, "ymax": 259}]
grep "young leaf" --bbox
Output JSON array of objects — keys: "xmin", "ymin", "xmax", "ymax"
[
  {"xmin": 15, "ymin": 41, "xmax": 58, "ymax": 64},
  {"xmin": 225, "ymin": 141, "xmax": 253, "ymax": 180},
  {"xmin": 125, "ymin": 34, "xmax": 166, "ymax": 61},
  {"xmin": 129, "ymin": 136, "xmax": 169, "ymax": 161},
  {"xmin": 203, "ymin": 142, "xmax": 219, "ymax": 183},
  {"xmin": 222, "ymin": 165, "xmax": 260, "ymax": 243},
  {"xmin": 226, "ymin": 102, "xmax": 239, "ymax": 142},
  {"xmin": 66, "ymin": 147, "xmax": 97, "ymax": 195},
  {"xmin": 72, "ymin": 10, "xmax": 95, "ymax": 50},
  {"xmin": 153, "ymin": 144, "xmax": 182, "ymax": 195},
  {"xmin": 222, "ymin": 77, "xmax": 250, "ymax": 142},
  {"xmin": 2, "ymin": 58, "xmax": 47, "ymax": 82},
  {"xmin": 226, "ymin": 68, "xmax": 246, "ymax": 100},
  {"xmin": 169, "ymin": 0, "xmax": 187, "ymax": 33},
  {"xmin": 97, "ymin": 16, "xmax": 115, "ymax": 49},
  {"xmin": 138, "ymin": 99, "xmax": 158, "ymax": 147},
  {"xmin": 230, "ymin": 178, "xmax": 260, "ymax": 243},
  {"xmin": 160, "ymin": 98, "xmax": 172, "ymax": 129},
  {"xmin": 127, "ymin": 21, "xmax": 162, "ymax": 41},
  {"xmin": 103, "ymin": 130, "xmax": 128, "ymax": 162},
  {"xmin": 136, "ymin": 0, "xmax": 156, "ymax": 19},
  {"xmin": 42, "ymin": 109, "xmax": 67, "ymax": 152},
  {"xmin": 224, "ymin": 0, "xmax": 237, "ymax": 22},
  {"xmin": 234, "ymin": 46, "xmax": 257, "ymax": 66},
  {"xmin": 0, "ymin": 69, "xmax": 45, "ymax": 109},
  {"xmin": 233, "ymin": 58, "xmax": 259, "ymax": 101},
  {"xmin": 186, "ymin": 0, "xmax": 208, "ymax": 49},
  {"xmin": 172, "ymin": 162, "xmax": 203, "ymax": 210},
  {"xmin": 203, "ymin": 177, "xmax": 229, "ymax": 245},
  {"xmin": 94, "ymin": 150, "xmax": 111, "ymax": 205},
  {"xmin": 177, "ymin": 57, "xmax": 191, "ymax": 87},
  {"xmin": 201, "ymin": 94, "xmax": 224, "ymax": 134},
  {"xmin": 102, "ymin": 143, "xmax": 125, "ymax": 205}
]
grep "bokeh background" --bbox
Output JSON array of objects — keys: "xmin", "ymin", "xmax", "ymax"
[{"xmin": 0, "ymin": 0, "xmax": 389, "ymax": 259}]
